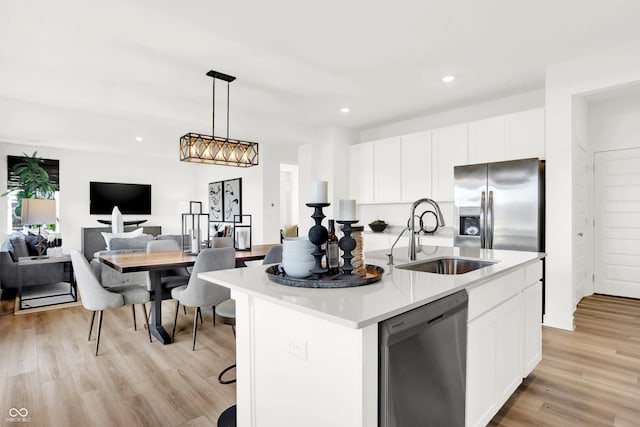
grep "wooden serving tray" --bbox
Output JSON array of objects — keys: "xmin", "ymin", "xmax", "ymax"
[{"xmin": 265, "ymin": 264, "xmax": 384, "ymax": 288}]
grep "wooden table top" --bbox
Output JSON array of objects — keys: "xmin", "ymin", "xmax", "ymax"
[{"xmin": 100, "ymin": 244, "xmax": 278, "ymax": 273}]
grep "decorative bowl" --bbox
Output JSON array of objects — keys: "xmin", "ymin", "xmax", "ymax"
[{"xmin": 368, "ymin": 223, "xmax": 388, "ymax": 232}]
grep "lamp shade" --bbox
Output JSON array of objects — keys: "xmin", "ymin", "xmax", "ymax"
[{"xmin": 21, "ymin": 199, "xmax": 56, "ymax": 225}]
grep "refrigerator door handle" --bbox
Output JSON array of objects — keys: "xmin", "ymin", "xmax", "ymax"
[
  {"xmin": 480, "ymin": 191, "xmax": 486, "ymax": 248},
  {"xmin": 488, "ymin": 190, "xmax": 494, "ymax": 249}
]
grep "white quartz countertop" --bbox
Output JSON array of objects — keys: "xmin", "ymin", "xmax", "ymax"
[{"xmin": 199, "ymin": 246, "xmax": 544, "ymax": 329}]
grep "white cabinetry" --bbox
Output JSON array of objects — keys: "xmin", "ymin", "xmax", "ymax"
[
  {"xmin": 506, "ymin": 108, "xmax": 545, "ymax": 160},
  {"xmin": 466, "ymin": 260, "xmax": 543, "ymax": 427},
  {"xmin": 523, "ymin": 262, "xmax": 543, "ymax": 376},
  {"xmin": 467, "ymin": 116, "xmax": 507, "ymax": 164},
  {"xmin": 401, "ymin": 131, "xmax": 432, "ymax": 201},
  {"xmin": 349, "ymin": 142, "xmax": 374, "ymax": 203},
  {"xmin": 432, "ymin": 124, "xmax": 468, "ymax": 201},
  {"xmin": 373, "ymin": 138, "xmax": 402, "ymax": 202}
]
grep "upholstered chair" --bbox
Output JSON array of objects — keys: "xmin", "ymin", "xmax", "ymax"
[
  {"xmin": 171, "ymin": 247, "xmax": 236, "ymax": 350},
  {"xmin": 70, "ymin": 250, "xmax": 151, "ymax": 355},
  {"xmin": 146, "ymin": 239, "xmax": 190, "ymax": 293}
]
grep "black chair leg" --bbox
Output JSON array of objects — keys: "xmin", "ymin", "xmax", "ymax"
[
  {"xmin": 232, "ymin": 325, "xmax": 236, "ymax": 338},
  {"xmin": 198, "ymin": 309, "xmax": 203, "ymax": 325},
  {"xmin": 192, "ymin": 307, "xmax": 199, "ymax": 351},
  {"xmin": 172, "ymin": 301, "xmax": 180, "ymax": 339},
  {"xmin": 141, "ymin": 304, "xmax": 152, "ymax": 343},
  {"xmin": 95, "ymin": 310, "xmax": 104, "ymax": 356},
  {"xmin": 212, "ymin": 305, "xmax": 216, "ymax": 327},
  {"xmin": 183, "ymin": 305, "xmax": 187, "ymax": 315},
  {"xmin": 132, "ymin": 305, "xmax": 137, "ymax": 331},
  {"xmin": 88, "ymin": 311, "xmax": 96, "ymax": 341}
]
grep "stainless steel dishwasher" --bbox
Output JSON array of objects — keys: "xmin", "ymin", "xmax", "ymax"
[{"xmin": 379, "ymin": 289, "xmax": 468, "ymax": 427}]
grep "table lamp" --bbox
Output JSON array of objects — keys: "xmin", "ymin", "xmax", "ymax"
[{"xmin": 22, "ymin": 198, "xmax": 56, "ymax": 238}]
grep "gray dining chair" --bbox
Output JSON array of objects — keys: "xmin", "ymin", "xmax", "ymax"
[
  {"xmin": 146, "ymin": 239, "xmax": 190, "ymax": 292},
  {"xmin": 170, "ymin": 247, "xmax": 236, "ymax": 350},
  {"xmin": 70, "ymin": 250, "xmax": 151, "ymax": 355},
  {"xmin": 216, "ymin": 244, "xmax": 282, "ymax": 383}
]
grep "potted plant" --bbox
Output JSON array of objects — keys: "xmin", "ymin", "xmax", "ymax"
[
  {"xmin": 2, "ymin": 151, "xmax": 58, "ymax": 219},
  {"xmin": 368, "ymin": 219, "xmax": 388, "ymax": 232}
]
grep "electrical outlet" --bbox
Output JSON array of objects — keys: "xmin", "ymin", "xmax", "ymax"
[{"xmin": 286, "ymin": 339, "xmax": 307, "ymax": 361}]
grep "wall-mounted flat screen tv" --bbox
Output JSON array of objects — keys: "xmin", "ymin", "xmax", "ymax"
[{"xmin": 90, "ymin": 181, "xmax": 152, "ymax": 215}]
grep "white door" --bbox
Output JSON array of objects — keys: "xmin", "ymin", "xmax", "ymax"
[
  {"xmin": 573, "ymin": 145, "xmax": 590, "ymax": 303},
  {"xmin": 594, "ymin": 148, "xmax": 640, "ymax": 298}
]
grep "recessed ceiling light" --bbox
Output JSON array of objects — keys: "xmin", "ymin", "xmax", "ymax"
[
  {"xmin": 442, "ymin": 75, "xmax": 455, "ymax": 83},
  {"xmin": 135, "ymin": 137, "xmax": 144, "ymax": 142},
  {"xmin": 340, "ymin": 107, "xmax": 350, "ymax": 113}
]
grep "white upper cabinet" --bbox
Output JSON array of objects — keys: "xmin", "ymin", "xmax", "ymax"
[
  {"xmin": 467, "ymin": 116, "xmax": 507, "ymax": 164},
  {"xmin": 401, "ymin": 131, "xmax": 432, "ymax": 202},
  {"xmin": 349, "ymin": 142, "xmax": 374, "ymax": 203},
  {"xmin": 373, "ymin": 137, "xmax": 402, "ymax": 202},
  {"xmin": 505, "ymin": 108, "xmax": 545, "ymax": 160},
  {"xmin": 432, "ymin": 124, "xmax": 468, "ymax": 202}
]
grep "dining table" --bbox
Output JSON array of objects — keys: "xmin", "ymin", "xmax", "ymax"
[{"xmin": 99, "ymin": 244, "xmax": 277, "ymax": 344}]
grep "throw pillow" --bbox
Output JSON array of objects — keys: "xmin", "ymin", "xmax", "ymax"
[
  {"xmin": 101, "ymin": 228, "xmax": 144, "ymax": 250},
  {"xmin": 10, "ymin": 235, "xmax": 30, "ymax": 259},
  {"xmin": 24, "ymin": 234, "xmax": 47, "ymax": 256},
  {"xmin": 281, "ymin": 224, "xmax": 298, "ymax": 238}
]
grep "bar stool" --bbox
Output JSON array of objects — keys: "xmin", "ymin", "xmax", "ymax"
[
  {"xmin": 216, "ymin": 299, "xmax": 236, "ymax": 384},
  {"xmin": 217, "ymin": 405, "xmax": 236, "ymax": 427}
]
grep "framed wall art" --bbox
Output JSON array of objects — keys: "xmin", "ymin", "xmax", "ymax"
[
  {"xmin": 208, "ymin": 177, "xmax": 242, "ymax": 223},
  {"xmin": 208, "ymin": 181, "xmax": 223, "ymax": 221},
  {"xmin": 223, "ymin": 178, "xmax": 242, "ymax": 222}
]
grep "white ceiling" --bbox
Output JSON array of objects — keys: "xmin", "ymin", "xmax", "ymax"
[{"xmin": 1, "ymin": 0, "xmax": 640, "ymax": 154}]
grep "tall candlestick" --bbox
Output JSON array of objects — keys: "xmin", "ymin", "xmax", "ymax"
[
  {"xmin": 310, "ymin": 181, "xmax": 328, "ymax": 204},
  {"xmin": 339, "ymin": 199, "xmax": 356, "ymax": 221}
]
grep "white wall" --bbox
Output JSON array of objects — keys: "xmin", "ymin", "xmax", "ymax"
[
  {"xmin": 297, "ymin": 127, "xmax": 355, "ymax": 233},
  {"xmin": 0, "ymin": 141, "xmax": 198, "ymax": 252},
  {"xmin": 545, "ymin": 40, "xmax": 640, "ymax": 330},
  {"xmin": 360, "ymin": 89, "xmax": 544, "ymax": 142},
  {"xmin": 1, "ymin": 139, "xmax": 298, "ymax": 252},
  {"xmin": 589, "ymin": 90, "xmax": 640, "ymax": 152}
]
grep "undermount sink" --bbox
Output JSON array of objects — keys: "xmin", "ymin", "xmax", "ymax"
[{"xmin": 397, "ymin": 257, "xmax": 497, "ymax": 275}]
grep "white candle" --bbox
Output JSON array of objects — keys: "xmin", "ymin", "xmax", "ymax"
[
  {"xmin": 339, "ymin": 199, "xmax": 356, "ymax": 221},
  {"xmin": 310, "ymin": 180, "xmax": 328, "ymax": 203}
]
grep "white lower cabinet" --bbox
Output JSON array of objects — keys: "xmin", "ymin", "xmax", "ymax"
[
  {"xmin": 466, "ymin": 260, "xmax": 543, "ymax": 427},
  {"xmin": 523, "ymin": 281, "xmax": 543, "ymax": 375}
]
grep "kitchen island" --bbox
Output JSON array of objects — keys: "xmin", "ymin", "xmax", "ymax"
[{"xmin": 200, "ymin": 246, "xmax": 544, "ymax": 427}]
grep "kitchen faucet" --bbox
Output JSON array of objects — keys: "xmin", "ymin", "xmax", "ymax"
[{"xmin": 408, "ymin": 198, "xmax": 446, "ymax": 261}]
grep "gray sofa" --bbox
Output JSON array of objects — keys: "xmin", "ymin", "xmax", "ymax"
[{"xmin": 0, "ymin": 233, "xmax": 68, "ymax": 290}]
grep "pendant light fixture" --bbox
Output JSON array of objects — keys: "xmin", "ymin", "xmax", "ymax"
[{"xmin": 180, "ymin": 70, "xmax": 259, "ymax": 167}]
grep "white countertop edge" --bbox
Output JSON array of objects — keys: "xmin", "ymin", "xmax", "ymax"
[{"xmin": 198, "ymin": 249, "xmax": 545, "ymax": 330}]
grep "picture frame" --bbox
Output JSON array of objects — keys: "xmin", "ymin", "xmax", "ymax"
[
  {"xmin": 208, "ymin": 181, "xmax": 223, "ymax": 221},
  {"xmin": 223, "ymin": 178, "xmax": 242, "ymax": 222},
  {"xmin": 208, "ymin": 177, "xmax": 242, "ymax": 223}
]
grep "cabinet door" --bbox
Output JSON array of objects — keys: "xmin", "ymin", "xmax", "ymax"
[
  {"xmin": 494, "ymin": 293, "xmax": 523, "ymax": 406},
  {"xmin": 466, "ymin": 309, "xmax": 498, "ymax": 427},
  {"xmin": 432, "ymin": 124, "xmax": 468, "ymax": 202},
  {"xmin": 468, "ymin": 116, "xmax": 507, "ymax": 164},
  {"xmin": 373, "ymin": 137, "xmax": 402, "ymax": 202},
  {"xmin": 349, "ymin": 142, "xmax": 374, "ymax": 203},
  {"xmin": 522, "ymin": 281, "xmax": 542, "ymax": 376},
  {"xmin": 401, "ymin": 131, "xmax": 431, "ymax": 202},
  {"xmin": 506, "ymin": 108, "xmax": 545, "ymax": 160}
]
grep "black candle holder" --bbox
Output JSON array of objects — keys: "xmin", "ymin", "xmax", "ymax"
[
  {"xmin": 306, "ymin": 203, "xmax": 330, "ymax": 279},
  {"xmin": 336, "ymin": 220, "xmax": 358, "ymax": 276}
]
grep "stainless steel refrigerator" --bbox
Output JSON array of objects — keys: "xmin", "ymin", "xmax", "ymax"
[{"xmin": 454, "ymin": 158, "xmax": 544, "ymax": 251}]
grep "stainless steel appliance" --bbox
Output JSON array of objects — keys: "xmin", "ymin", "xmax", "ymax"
[
  {"xmin": 379, "ymin": 290, "xmax": 468, "ymax": 427},
  {"xmin": 454, "ymin": 158, "xmax": 544, "ymax": 251}
]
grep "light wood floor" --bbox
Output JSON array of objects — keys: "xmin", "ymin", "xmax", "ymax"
[
  {"xmin": 0, "ymin": 298, "xmax": 237, "ymax": 427},
  {"xmin": 490, "ymin": 294, "xmax": 640, "ymax": 426},
  {"xmin": 1, "ymin": 294, "xmax": 638, "ymax": 426}
]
